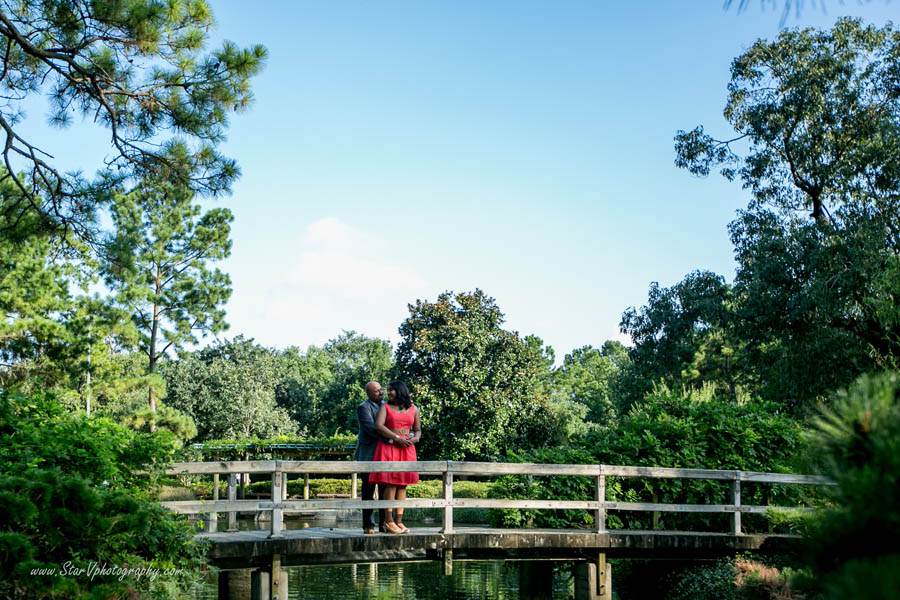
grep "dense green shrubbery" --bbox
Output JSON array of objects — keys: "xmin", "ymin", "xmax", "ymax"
[
  {"xmin": 489, "ymin": 385, "xmax": 811, "ymax": 530},
  {"xmin": 0, "ymin": 390, "xmax": 208, "ymax": 599},
  {"xmin": 794, "ymin": 372, "xmax": 900, "ymax": 599}
]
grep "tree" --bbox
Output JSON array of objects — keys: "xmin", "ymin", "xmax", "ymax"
[
  {"xmin": 0, "ymin": 389, "xmax": 208, "ymax": 598},
  {"xmin": 0, "ymin": 0, "xmax": 266, "ymax": 239},
  {"xmin": 395, "ymin": 290, "xmax": 552, "ymax": 460},
  {"xmin": 619, "ymin": 271, "xmax": 746, "ymax": 410},
  {"xmin": 552, "ymin": 341, "xmax": 629, "ymax": 426},
  {"xmin": 0, "ymin": 177, "xmax": 75, "ymax": 385},
  {"xmin": 797, "ymin": 372, "xmax": 900, "ymax": 599},
  {"xmin": 102, "ymin": 175, "xmax": 232, "ymax": 415},
  {"xmin": 673, "ymin": 19, "xmax": 900, "ymax": 408},
  {"xmin": 162, "ymin": 337, "xmax": 295, "ymax": 441},
  {"xmin": 676, "ymin": 18, "xmax": 900, "ymax": 223},
  {"xmin": 276, "ymin": 332, "xmax": 394, "ymax": 436},
  {"xmin": 728, "ymin": 209, "xmax": 878, "ymax": 407}
]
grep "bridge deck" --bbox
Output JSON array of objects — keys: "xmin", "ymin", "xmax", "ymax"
[{"xmin": 200, "ymin": 527, "xmax": 799, "ymax": 569}]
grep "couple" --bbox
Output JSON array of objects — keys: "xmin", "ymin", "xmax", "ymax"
[{"xmin": 355, "ymin": 380, "xmax": 422, "ymax": 534}]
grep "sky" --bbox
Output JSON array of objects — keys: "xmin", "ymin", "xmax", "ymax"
[{"xmin": 13, "ymin": 1, "xmax": 900, "ymax": 362}]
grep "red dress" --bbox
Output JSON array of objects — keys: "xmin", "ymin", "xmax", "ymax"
[{"xmin": 368, "ymin": 404, "xmax": 419, "ymax": 485}]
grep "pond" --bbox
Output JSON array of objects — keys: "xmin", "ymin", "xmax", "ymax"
[{"xmin": 197, "ymin": 560, "xmax": 575, "ymax": 599}]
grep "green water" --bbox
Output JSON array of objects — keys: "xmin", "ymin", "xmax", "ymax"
[{"xmin": 198, "ymin": 560, "xmax": 575, "ymax": 599}]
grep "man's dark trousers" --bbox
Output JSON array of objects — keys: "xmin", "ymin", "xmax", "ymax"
[
  {"xmin": 355, "ymin": 397, "xmax": 385, "ymax": 530},
  {"xmin": 361, "ymin": 475, "xmax": 379, "ymax": 530}
]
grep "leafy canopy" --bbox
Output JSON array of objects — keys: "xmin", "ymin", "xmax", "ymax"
[{"xmin": 395, "ymin": 290, "xmax": 552, "ymax": 461}]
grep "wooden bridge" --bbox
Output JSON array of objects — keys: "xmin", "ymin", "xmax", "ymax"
[{"xmin": 162, "ymin": 460, "xmax": 831, "ymax": 600}]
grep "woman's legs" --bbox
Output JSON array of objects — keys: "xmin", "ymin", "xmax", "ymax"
[
  {"xmin": 394, "ymin": 486, "xmax": 409, "ymax": 532},
  {"xmin": 380, "ymin": 484, "xmax": 401, "ymax": 532}
]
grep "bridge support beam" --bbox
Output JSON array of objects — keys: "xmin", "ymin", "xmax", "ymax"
[
  {"xmin": 519, "ymin": 561, "xmax": 553, "ymax": 600},
  {"xmin": 574, "ymin": 555, "xmax": 611, "ymax": 600},
  {"xmin": 232, "ymin": 555, "xmax": 289, "ymax": 600},
  {"xmin": 443, "ymin": 549, "xmax": 453, "ymax": 576},
  {"xmin": 217, "ymin": 569, "xmax": 251, "ymax": 600}
]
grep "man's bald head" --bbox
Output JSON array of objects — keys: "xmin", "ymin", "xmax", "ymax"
[{"xmin": 365, "ymin": 381, "xmax": 383, "ymax": 402}]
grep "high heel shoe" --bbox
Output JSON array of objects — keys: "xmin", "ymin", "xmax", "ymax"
[
  {"xmin": 382, "ymin": 521, "xmax": 402, "ymax": 534},
  {"xmin": 395, "ymin": 521, "xmax": 410, "ymax": 534}
]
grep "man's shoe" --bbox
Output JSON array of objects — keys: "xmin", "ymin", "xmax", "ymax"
[{"xmin": 363, "ymin": 527, "xmax": 375, "ymax": 534}]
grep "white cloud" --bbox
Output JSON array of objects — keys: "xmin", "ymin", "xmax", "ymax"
[{"xmin": 258, "ymin": 217, "xmax": 431, "ymax": 347}]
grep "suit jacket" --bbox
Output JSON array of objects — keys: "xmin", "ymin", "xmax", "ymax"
[{"xmin": 355, "ymin": 398, "xmax": 385, "ymax": 461}]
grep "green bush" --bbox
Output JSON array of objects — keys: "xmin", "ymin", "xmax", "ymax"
[
  {"xmin": 664, "ymin": 560, "xmax": 739, "ymax": 600},
  {"xmin": 797, "ymin": 372, "xmax": 900, "ymax": 599},
  {"xmin": 489, "ymin": 386, "xmax": 812, "ymax": 530},
  {"xmin": 0, "ymin": 390, "xmax": 208, "ymax": 599}
]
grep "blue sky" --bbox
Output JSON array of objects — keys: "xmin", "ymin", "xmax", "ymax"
[{"xmin": 15, "ymin": 1, "xmax": 900, "ymax": 361}]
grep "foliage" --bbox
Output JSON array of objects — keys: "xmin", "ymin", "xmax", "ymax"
[
  {"xmin": 664, "ymin": 559, "xmax": 739, "ymax": 600},
  {"xmin": 276, "ymin": 331, "xmax": 394, "ymax": 436},
  {"xmin": 0, "ymin": 389, "xmax": 208, "ymax": 598},
  {"xmin": 489, "ymin": 385, "xmax": 809, "ymax": 530},
  {"xmin": 552, "ymin": 341, "xmax": 629, "ymax": 425},
  {"xmin": 0, "ymin": 0, "xmax": 267, "ymax": 238},
  {"xmin": 669, "ymin": 19, "xmax": 900, "ymax": 411},
  {"xmin": 395, "ymin": 290, "xmax": 553, "ymax": 460},
  {"xmin": 797, "ymin": 372, "xmax": 900, "ymax": 599},
  {"xmin": 102, "ymin": 174, "xmax": 233, "ymax": 415},
  {"xmin": 675, "ymin": 18, "xmax": 900, "ymax": 222},
  {"xmin": 124, "ymin": 401, "xmax": 198, "ymax": 444},
  {"xmin": 162, "ymin": 336, "xmax": 295, "ymax": 441},
  {"xmin": 190, "ymin": 433, "xmax": 356, "ymax": 461},
  {"xmin": 728, "ymin": 209, "xmax": 881, "ymax": 408},
  {"xmin": 620, "ymin": 271, "xmax": 748, "ymax": 411}
]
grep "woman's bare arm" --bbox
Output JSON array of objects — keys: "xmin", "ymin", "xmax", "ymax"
[{"xmin": 411, "ymin": 407, "xmax": 422, "ymax": 444}]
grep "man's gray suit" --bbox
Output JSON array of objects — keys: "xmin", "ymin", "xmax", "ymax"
[{"xmin": 356, "ymin": 397, "xmax": 385, "ymax": 530}]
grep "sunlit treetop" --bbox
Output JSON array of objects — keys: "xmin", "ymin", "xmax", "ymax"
[{"xmin": 675, "ymin": 17, "xmax": 900, "ymax": 222}]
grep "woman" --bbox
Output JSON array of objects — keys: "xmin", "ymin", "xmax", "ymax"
[{"xmin": 369, "ymin": 380, "xmax": 421, "ymax": 534}]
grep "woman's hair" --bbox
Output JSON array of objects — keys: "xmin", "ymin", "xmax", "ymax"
[{"xmin": 388, "ymin": 380, "xmax": 412, "ymax": 410}]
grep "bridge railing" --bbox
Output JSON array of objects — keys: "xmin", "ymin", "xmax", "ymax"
[{"xmin": 161, "ymin": 461, "xmax": 833, "ymax": 538}]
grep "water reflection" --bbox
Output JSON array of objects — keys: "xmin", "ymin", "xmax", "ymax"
[{"xmin": 199, "ymin": 560, "xmax": 574, "ymax": 599}]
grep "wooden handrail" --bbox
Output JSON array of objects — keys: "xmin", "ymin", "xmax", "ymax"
[{"xmin": 162, "ymin": 460, "xmax": 833, "ymax": 538}]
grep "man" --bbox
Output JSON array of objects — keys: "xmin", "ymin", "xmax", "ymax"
[{"xmin": 355, "ymin": 380, "xmax": 386, "ymax": 533}]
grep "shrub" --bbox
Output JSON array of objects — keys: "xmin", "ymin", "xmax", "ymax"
[{"xmin": 0, "ymin": 390, "xmax": 209, "ymax": 599}]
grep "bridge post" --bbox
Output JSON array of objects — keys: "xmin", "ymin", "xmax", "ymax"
[
  {"xmin": 442, "ymin": 467, "xmax": 454, "ymax": 533},
  {"xmin": 226, "ymin": 474, "xmax": 238, "ymax": 532},
  {"xmin": 519, "ymin": 561, "xmax": 553, "ymax": 599},
  {"xmin": 204, "ymin": 473, "xmax": 219, "ymax": 532},
  {"xmin": 270, "ymin": 554, "xmax": 288, "ymax": 600},
  {"xmin": 443, "ymin": 549, "xmax": 453, "ymax": 576},
  {"xmin": 351, "ymin": 473, "xmax": 358, "ymax": 499},
  {"xmin": 270, "ymin": 470, "xmax": 284, "ymax": 538},
  {"xmin": 303, "ymin": 473, "xmax": 309, "ymax": 500},
  {"xmin": 595, "ymin": 469, "xmax": 606, "ymax": 533},
  {"xmin": 574, "ymin": 554, "xmax": 611, "ymax": 600},
  {"xmin": 217, "ymin": 569, "xmax": 251, "ymax": 600},
  {"xmin": 731, "ymin": 471, "xmax": 742, "ymax": 535}
]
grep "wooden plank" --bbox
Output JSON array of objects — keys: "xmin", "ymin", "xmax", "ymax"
[
  {"xmin": 443, "ymin": 471, "xmax": 453, "ymax": 534},
  {"xmin": 278, "ymin": 499, "xmax": 448, "ymax": 511},
  {"xmin": 166, "ymin": 461, "xmax": 278, "ymax": 475},
  {"xmin": 451, "ymin": 499, "xmax": 599, "ymax": 510},
  {"xmin": 163, "ymin": 500, "xmax": 264, "ymax": 513},
  {"xmin": 600, "ymin": 465, "xmax": 737, "ymax": 480},
  {"xmin": 731, "ymin": 476, "xmax": 741, "ymax": 535},
  {"xmin": 605, "ymin": 502, "xmax": 738, "ymax": 513},
  {"xmin": 739, "ymin": 471, "xmax": 834, "ymax": 485},
  {"xmin": 595, "ymin": 474, "xmax": 606, "ymax": 533},
  {"xmin": 448, "ymin": 461, "xmax": 601, "ymax": 476},
  {"xmin": 276, "ymin": 460, "xmax": 448, "ymax": 474}
]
